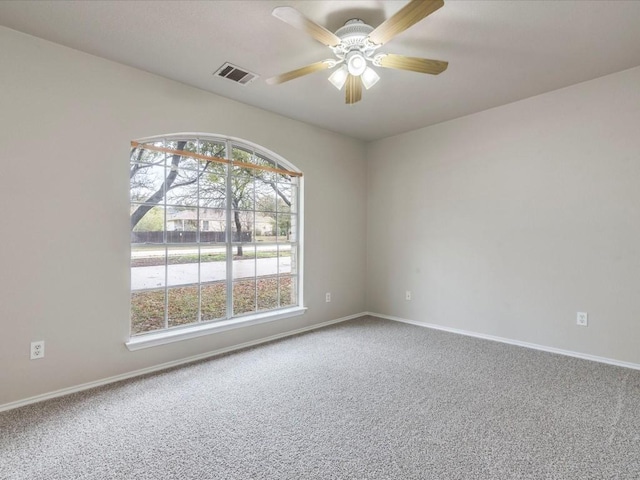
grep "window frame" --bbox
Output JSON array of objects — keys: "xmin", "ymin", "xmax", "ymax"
[{"xmin": 126, "ymin": 133, "xmax": 305, "ymax": 351}]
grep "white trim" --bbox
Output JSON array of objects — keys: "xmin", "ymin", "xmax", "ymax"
[
  {"xmin": 366, "ymin": 312, "xmax": 640, "ymax": 371},
  {"xmin": 126, "ymin": 307, "xmax": 307, "ymax": 351},
  {"xmin": 0, "ymin": 312, "xmax": 367, "ymax": 413},
  {"xmin": 297, "ymin": 174, "xmax": 304, "ymax": 307}
]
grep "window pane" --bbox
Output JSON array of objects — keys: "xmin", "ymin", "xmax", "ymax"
[
  {"xmin": 131, "ymin": 289, "xmax": 165, "ymax": 335},
  {"xmin": 276, "ymin": 213, "xmax": 296, "ymax": 242},
  {"xmin": 167, "ymin": 286, "xmax": 199, "ymax": 327},
  {"xmin": 257, "ymin": 277, "xmax": 278, "ymax": 311},
  {"xmin": 231, "ymin": 166, "xmax": 255, "ymax": 211},
  {"xmin": 199, "ymin": 209, "xmax": 226, "ymax": 243},
  {"xmin": 200, "ymin": 162, "xmax": 227, "ymax": 209},
  {"xmin": 167, "ymin": 247, "xmax": 199, "ymax": 287},
  {"xmin": 131, "ymin": 204, "xmax": 165, "ymax": 244},
  {"xmin": 290, "ymin": 245, "xmax": 298, "ymax": 274},
  {"xmin": 131, "ymin": 142, "xmax": 164, "ymax": 165},
  {"xmin": 232, "ymin": 146, "xmax": 253, "ymax": 164},
  {"xmin": 279, "ymin": 276, "xmax": 296, "ymax": 307},
  {"xmin": 256, "ymin": 245, "xmax": 278, "ymax": 277},
  {"xmin": 130, "ymin": 163, "xmax": 166, "ymax": 203},
  {"xmin": 201, "ymin": 140, "xmax": 226, "ymax": 159},
  {"xmin": 166, "ymin": 140, "xmax": 199, "ymax": 172},
  {"xmin": 255, "ymin": 172, "xmax": 277, "ymax": 212},
  {"xmin": 131, "ymin": 245, "xmax": 166, "ymax": 290},
  {"xmin": 201, "ymin": 283, "xmax": 226, "ymax": 322},
  {"xmin": 255, "ymin": 153, "xmax": 277, "ymax": 169},
  {"xmin": 166, "ymin": 207, "xmax": 198, "ymax": 243},
  {"xmin": 276, "ymin": 183, "xmax": 294, "ymax": 214},
  {"xmin": 233, "ymin": 280, "xmax": 256, "ymax": 315},
  {"xmin": 289, "ymin": 184, "xmax": 299, "ymax": 215},
  {"xmin": 231, "ymin": 210, "xmax": 254, "ymax": 243},
  {"xmin": 255, "ymin": 215, "xmax": 274, "ymax": 240},
  {"xmin": 165, "ymin": 168, "xmax": 199, "ymax": 207},
  {"xmin": 162, "ymin": 140, "xmax": 199, "ymax": 171},
  {"xmin": 200, "ymin": 246, "xmax": 226, "ymax": 284},
  {"xmin": 233, "ymin": 246, "xmax": 255, "ymax": 280},
  {"xmin": 277, "ymin": 172, "xmax": 292, "ymax": 184},
  {"xmin": 278, "ymin": 245, "xmax": 292, "ymax": 275}
]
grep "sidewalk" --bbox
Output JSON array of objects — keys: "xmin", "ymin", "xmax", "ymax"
[{"xmin": 131, "ymin": 257, "xmax": 291, "ymax": 290}]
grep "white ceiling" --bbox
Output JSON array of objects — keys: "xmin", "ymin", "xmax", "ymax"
[{"xmin": 1, "ymin": 0, "xmax": 640, "ymax": 141}]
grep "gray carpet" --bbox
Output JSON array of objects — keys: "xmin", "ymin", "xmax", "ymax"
[{"xmin": 1, "ymin": 316, "xmax": 639, "ymax": 479}]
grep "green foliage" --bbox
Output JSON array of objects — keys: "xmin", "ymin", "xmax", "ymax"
[{"xmin": 133, "ymin": 206, "xmax": 163, "ymax": 232}]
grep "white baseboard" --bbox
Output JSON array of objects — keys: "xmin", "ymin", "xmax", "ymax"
[
  {"xmin": 366, "ymin": 312, "xmax": 640, "ymax": 372},
  {"xmin": 0, "ymin": 312, "xmax": 367, "ymax": 413}
]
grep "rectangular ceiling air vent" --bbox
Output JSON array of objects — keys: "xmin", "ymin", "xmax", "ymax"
[{"xmin": 214, "ymin": 62, "xmax": 259, "ymax": 86}]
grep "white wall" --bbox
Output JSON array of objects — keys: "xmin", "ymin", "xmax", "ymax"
[
  {"xmin": 367, "ymin": 66, "xmax": 640, "ymax": 364},
  {"xmin": 0, "ymin": 27, "xmax": 367, "ymax": 406}
]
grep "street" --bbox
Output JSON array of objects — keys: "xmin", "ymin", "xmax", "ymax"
[{"xmin": 131, "ymin": 256, "xmax": 291, "ymax": 290}]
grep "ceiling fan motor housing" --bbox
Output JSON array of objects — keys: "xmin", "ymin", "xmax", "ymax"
[
  {"xmin": 332, "ymin": 19, "xmax": 378, "ymax": 59},
  {"xmin": 335, "ymin": 19, "xmax": 374, "ymax": 44}
]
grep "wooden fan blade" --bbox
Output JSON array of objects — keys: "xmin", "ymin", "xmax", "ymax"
[
  {"xmin": 345, "ymin": 74, "xmax": 362, "ymax": 104},
  {"xmin": 368, "ymin": 0, "xmax": 444, "ymax": 46},
  {"xmin": 266, "ymin": 61, "xmax": 333, "ymax": 85},
  {"xmin": 378, "ymin": 54, "xmax": 448, "ymax": 75},
  {"xmin": 272, "ymin": 6, "xmax": 341, "ymax": 47}
]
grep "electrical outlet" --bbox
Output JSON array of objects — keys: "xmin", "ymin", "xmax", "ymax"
[
  {"xmin": 30, "ymin": 340, "xmax": 45, "ymax": 360},
  {"xmin": 576, "ymin": 312, "xmax": 588, "ymax": 327},
  {"xmin": 405, "ymin": 291, "xmax": 411, "ymax": 301},
  {"xmin": 325, "ymin": 292, "xmax": 331, "ymax": 303}
]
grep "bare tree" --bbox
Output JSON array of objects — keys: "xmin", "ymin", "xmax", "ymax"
[
  {"xmin": 130, "ymin": 141, "xmax": 224, "ymax": 230},
  {"xmin": 130, "ymin": 141, "xmax": 294, "ymax": 257}
]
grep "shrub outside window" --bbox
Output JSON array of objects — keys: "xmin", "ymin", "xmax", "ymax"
[{"xmin": 130, "ymin": 135, "xmax": 301, "ymax": 336}]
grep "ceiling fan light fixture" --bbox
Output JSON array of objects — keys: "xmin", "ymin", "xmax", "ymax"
[
  {"xmin": 328, "ymin": 65, "xmax": 349, "ymax": 90},
  {"xmin": 361, "ymin": 66, "xmax": 380, "ymax": 90},
  {"xmin": 268, "ymin": 1, "xmax": 449, "ymax": 104},
  {"xmin": 346, "ymin": 52, "xmax": 367, "ymax": 76}
]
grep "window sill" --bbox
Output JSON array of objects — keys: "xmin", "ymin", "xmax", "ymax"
[{"xmin": 125, "ymin": 306, "xmax": 307, "ymax": 351}]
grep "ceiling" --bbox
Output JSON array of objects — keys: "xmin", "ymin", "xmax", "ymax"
[{"xmin": 1, "ymin": 0, "xmax": 640, "ymax": 141}]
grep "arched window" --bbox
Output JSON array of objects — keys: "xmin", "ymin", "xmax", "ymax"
[{"xmin": 129, "ymin": 134, "xmax": 303, "ymax": 343}]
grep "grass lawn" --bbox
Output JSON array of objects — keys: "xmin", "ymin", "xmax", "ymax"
[
  {"xmin": 131, "ymin": 277, "xmax": 293, "ymax": 335},
  {"xmin": 131, "ymin": 250, "xmax": 289, "ymax": 268}
]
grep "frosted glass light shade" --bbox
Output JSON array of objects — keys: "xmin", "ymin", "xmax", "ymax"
[
  {"xmin": 361, "ymin": 67, "xmax": 380, "ymax": 89},
  {"xmin": 328, "ymin": 65, "xmax": 348, "ymax": 90},
  {"xmin": 346, "ymin": 52, "xmax": 367, "ymax": 76}
]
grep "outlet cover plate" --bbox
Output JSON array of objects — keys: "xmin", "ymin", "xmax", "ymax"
[
  {"xmin": 577, "ymin": 312, "xmax": 588, "ymax": 327},
  {"xmin": 30, "ymin": 340, "xmax": 45, "ymax": 359}
]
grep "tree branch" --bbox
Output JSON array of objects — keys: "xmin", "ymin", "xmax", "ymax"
[
  {"xmin": 170, "ymin": 161, "xmax": 211, "ymax": 189},
  {"xmin": 130, "ymin": 140, "xmax": 187, "ymax": 230},
  {"xmin": 130, "ymin": 147, "xmax": 165, "ymax": 179}
]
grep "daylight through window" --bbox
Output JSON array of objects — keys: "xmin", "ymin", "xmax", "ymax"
[{"xmin": 130, "ymin": 135, "xmax": 301, "ymax": 336}]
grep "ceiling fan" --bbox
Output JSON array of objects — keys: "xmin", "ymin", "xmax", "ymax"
[{"xmin": 266, "ymin": 0, "xmax": 448, "ymax": 104}]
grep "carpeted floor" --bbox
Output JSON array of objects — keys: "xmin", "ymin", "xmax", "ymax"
[{"xmin": 1, "ymin": 316, "xmax": 639, "ymax": 479}]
